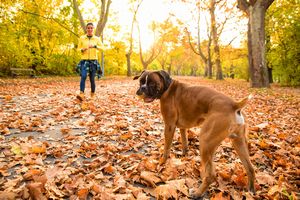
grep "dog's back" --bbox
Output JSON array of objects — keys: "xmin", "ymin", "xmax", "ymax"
[{"xmin": 161, "ymin": 80, "xmax": 245, "ymax": 129}]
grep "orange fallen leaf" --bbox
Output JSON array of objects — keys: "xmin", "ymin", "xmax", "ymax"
[
  {"xmin": 140, "ymin": 171, "xmax": 162, "ymax": 187},
  {"xmin": 212, "ymin": 192, "xmax": 230, "ymax": 200},
  {"xmin": 119, "ymin": 132, "xmax": 133, "ymax": 140},
  {"xmin": 103, "ymin": 164, "xmax": 116, "ymax": 174},
  {"xmin": 77, "ymin": 188, "xmax": 89, "ymax": 200},
  {"xmin": 0, "ymin": 191, "xmax": 16, "ymax": 200},
  {"xmin": 92, "ymin": 184, "xmax": 103, "ymax": 193},
  {"xmin": 154, "ymin": 184, "xmax": 177, "ymax": 200},
  {"xmin": 218, "ymin": 170, "xmax": 232, "ymax": 181},
  {"xmin": 31, "ymin": 145, "xmax": 46, "ymax": 154},
  {"xmin": 233, "ymin": 174, "xmax": 247, "ymax": 187},
  {"xmin": 23, "ymin": 169, "xmax": 43, "ymax": 180},
  {"xmin": 60, "ymin": 127, "xmax": 71, "ymax": 134},
  {"xmin": 26, "ymin": 182, "xmax": 47, "ymax": 200},
  {"xmin": 259, "ymin": 139, "xmax": 270, "ymax": 149},
  {"xmin": 5, "ymin": 95, "xmax": 12, "ymax": 101}
]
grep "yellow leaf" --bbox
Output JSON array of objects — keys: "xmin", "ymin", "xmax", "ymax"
[
  {"xmin": 81, "ymin": 102, "xmax": 89, "ymax": 111},
  {"xmin": 11, "ymin": 145, "xmax": 23, "ymax": 156}
]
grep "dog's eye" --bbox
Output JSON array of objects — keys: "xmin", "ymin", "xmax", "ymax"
[
  {"xmin": 149, "ymin": 82, "xmax": 155, "ymax": 87},
  {"xmin": 140, "ymin": 80, "xmax": 145, "ymax": 85}
]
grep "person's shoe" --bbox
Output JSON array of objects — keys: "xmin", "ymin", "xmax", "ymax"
[
  {"xmin": 76, "ymin": 92, "xmax": 84, "ymax": 101},
  {"xmin": 91, "ymin": 92, "xmax": 95, "ymax": 99}
]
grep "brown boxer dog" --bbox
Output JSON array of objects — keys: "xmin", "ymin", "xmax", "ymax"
[{"xmin": 134, "ymin": 70, "xmax": 255, "ymax": 198}]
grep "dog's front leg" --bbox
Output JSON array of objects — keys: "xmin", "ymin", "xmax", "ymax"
[
  {"xmin": 180, "ymin": 129, "xmax": 188, "ymax": 156},
  {"xmin": 160, "ymin": 124, "xmax": 176, "ymax": 165}
]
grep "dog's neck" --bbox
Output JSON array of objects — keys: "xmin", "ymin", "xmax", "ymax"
[{"xmin": 157, "ymin": 78, "xmax": 173, "ymax": 99}]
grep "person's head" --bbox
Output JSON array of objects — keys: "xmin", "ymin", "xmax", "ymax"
[{"xmin": 86, "ymin": 22, "xmax": 94, "ymax": 36}]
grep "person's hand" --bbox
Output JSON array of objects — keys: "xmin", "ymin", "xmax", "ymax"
[
  {"xmin": 89, "ymin": 44, "xmax": 97, "ymax": 48},
  {"xmin": 81, "ymin": 48, "xmax": 88, "ymax": 52}
]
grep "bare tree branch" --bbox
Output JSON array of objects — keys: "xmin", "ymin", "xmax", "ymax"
[
  {"xmin": 237, "ymin": 0, "xmax": 250, "ymax": 14},
  {"xmin": 262, "ymin": 0, "xmax": 275, "ymax": 10},
  {"xmin": 95, "ymin": 0, "xmax": 112, "ymax": 36},
  {"xmin": 20, "ymin": 9, "xmax": 79, "ymax": 37},
  {"xmin": 72, "ymin": 0, "xmax": 86, "ymax": 33},
  {"xmin": 185, "ymin": 28, "xmax": 199, "ymax": 56},
  {"xmin": 138, "ymin": 22, "xmax": 161, "ymax": 69}
]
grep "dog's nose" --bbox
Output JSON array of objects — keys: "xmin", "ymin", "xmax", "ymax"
[
  {"xmin": 136, "ymin": 89, "xmax": 143, "ymax": 95},
  {"xmin": 141, "ymin": 85, "xmax": 147, "ymax": 91}
]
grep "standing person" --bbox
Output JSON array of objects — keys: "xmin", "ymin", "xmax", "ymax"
[{"xmin": 76, "ymin": 22, "xmax": 105, "ymax": 101}]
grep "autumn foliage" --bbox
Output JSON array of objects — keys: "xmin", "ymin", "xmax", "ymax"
[{"xmin": 0, "ymin": 77, "xmax": 299, "ymax": 199}]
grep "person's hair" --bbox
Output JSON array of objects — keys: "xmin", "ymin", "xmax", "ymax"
[{"xmin": 86, "ymin": 22, "xmax": 94, "ymax": 27}]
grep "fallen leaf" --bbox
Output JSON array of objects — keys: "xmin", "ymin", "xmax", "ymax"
[
  {"xmin": 5, "ymin": 95, "xmax": 13, "ymax": 101},
  {"xmin": 256, "ymin": 172, "xmax": 276, "ymax": 185},
  {"xmin": 140, "ymin": 171, "xmax": 162, "ymax": 187},
  {"xmin": 26, "ymin": 182, "xmax": 47, "ymax": 200},
  {"xmin": 60, "ymin": 127, "xmax": 71, "ymax": 134},
  {"xmin": 154, "ymin": 184, "xmax": 178, "ymax": 200},
  {"xmin": 23, "ymin": 169, "xmax": 43, "ymax": 180},
  {"xmin": 31, "ymin": 145, "xmax": 46, "ymax": 154},
  {"xmin": 77, "ymin": 188, "xmax": 89, "ymax": 200},
  {"xmin": 211, "ymin": 192, "xmax": 230, "ymax": 200},
  {"xmin": 11, "ymin": 145, "xmax": 23, "ymax": 156},
  {"xmin": 0, "ymin": 191, "xmax": 16, "ymax": 200}
]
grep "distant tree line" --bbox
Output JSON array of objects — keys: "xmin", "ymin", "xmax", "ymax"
[{"xmin": 0, "ymin": 0, "xmax": 298, "ymax": 86}]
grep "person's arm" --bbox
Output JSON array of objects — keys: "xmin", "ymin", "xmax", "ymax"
[
  {"xmin": 78, "ymin": 37, "xmax": 88, "ymax": 53},
  {"xmin": 94, "ymin": 38, "xmax": 106, "ymax": 51}
]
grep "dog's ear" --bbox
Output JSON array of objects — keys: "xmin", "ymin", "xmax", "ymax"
[
  {"xmin": 156, "ymin": 70, "xmax": 172, "ymax": 89},
  {"xmin": 133, "ymin": 70, "xmax": 146, "ymax": 80},
  {"xmin": 157, "ymin": 70, "xmax": 170, "ymax": 80}
]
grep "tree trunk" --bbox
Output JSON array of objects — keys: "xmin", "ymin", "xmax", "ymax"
[
  {"xmin": 237, "ymin": 0, "xmax": 274, "ymax": 88},
  {"xmin": 185, "ymin": 3, "xmax": 213, "ymax": 79},
  {"xmin": 72, "ymin": 0, "xmax": 86, "ymax": 33},
  {"xmin": 72, "ymin": 0, "xmax": 111, "ymax": 37},
  {"xmin": 248, "ymin": 5, "xmax": 269, "ymax": 87},
  {"xmin": 207, "ymin": 57, "xmax": 212, "ymax": 79},
  {"xmin": 126, "ymin": 53, "xmax": 131, "ymax": 76},
  {"xmin": 137, "ymin": 23, "xmax": 161, "ymax": 70},
  {"xmin": 210, "ymin": 0, "xmax": 223, "ymax": 80},
  {"xmin": 95, "ymin": 0, "xmax": 112, "ymax": 37},
  {"xmin": 126, "ymin": 0, "xmax": 143, "ymax": 77}
]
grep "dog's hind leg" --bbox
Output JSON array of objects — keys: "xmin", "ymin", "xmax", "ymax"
[
  {"xmin": 231, "ymin": 125, "xmax": 256, "ymax": 194},
  {"xmin": 190, "ymin": 114, "xmax": 230, "ymax": 198},
  {"xmin": 180, "ymin": 128, "xmax": 188, "ymax": 156}
]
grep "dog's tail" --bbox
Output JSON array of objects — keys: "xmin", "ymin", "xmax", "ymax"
[{"xmin": 235, "ymin": 94, "xmax": 253, "ymax": 110}]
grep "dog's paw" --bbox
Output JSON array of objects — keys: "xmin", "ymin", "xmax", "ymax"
[
  {"xmin": 158, "ymin": 157, "xmax": 167, "ymax": 165},
  {"xmin": 158, "ymin": 158, "xmax": 165, "ymax": 165},
  {"xmin": 189, "ymin": 188, "xmax": 205, "ymax": 200}
]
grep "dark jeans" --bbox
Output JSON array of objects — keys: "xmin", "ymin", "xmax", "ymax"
[{"xmin": 78, "ymin": 60, "xmax": 99, "ymax": 93}]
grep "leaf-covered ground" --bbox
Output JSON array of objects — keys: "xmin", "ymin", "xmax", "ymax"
[{"xmin": 0, "ymin": 76, "xmax": 299, "ymax": 200}]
